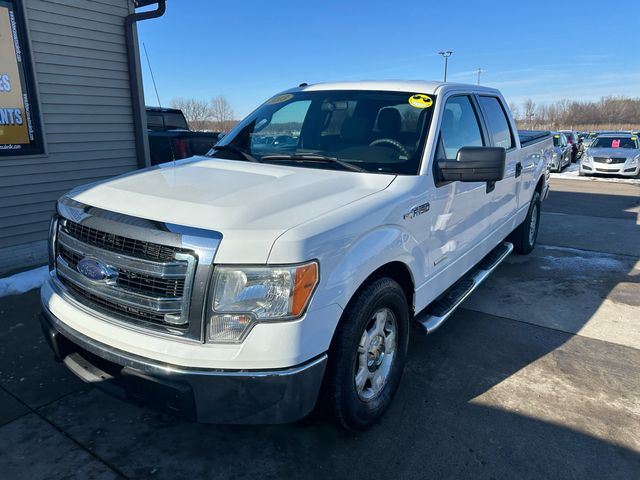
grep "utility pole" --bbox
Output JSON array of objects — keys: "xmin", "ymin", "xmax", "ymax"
[
  {"xmin": 476, "ymin": 68, "xmax": 484, "ymax": 85},
  {"xmin": 438, "ymin": 51, "xmax": 453, "ymax": 82}
]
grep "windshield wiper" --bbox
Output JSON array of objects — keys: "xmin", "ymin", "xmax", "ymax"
[
  {"xmin": 261, "ymin": 153, "xmax": 366, "ymax": 173},
  {"xmin": 209, "ymin": 144, "xmax": 260, "ymax": 163}
]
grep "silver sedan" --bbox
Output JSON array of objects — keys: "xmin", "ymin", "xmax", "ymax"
[{"xmin": 580, "ymin": 134, "xmax": 640, "ymax": 178}]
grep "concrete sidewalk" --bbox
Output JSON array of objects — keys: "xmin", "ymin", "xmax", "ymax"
[{"xmin": 0, "ymin": 178, "xmax": 638, "ymax": 479}]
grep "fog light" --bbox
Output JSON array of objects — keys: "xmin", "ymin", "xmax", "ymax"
[{"xmin": 209, "ymin": 314, "xmax": 253, "ymax": 343}]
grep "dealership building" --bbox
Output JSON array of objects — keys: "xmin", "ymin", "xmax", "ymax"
[{"xmin": 0, "ymin": 0, "xmax": 164, "ymax": 274}]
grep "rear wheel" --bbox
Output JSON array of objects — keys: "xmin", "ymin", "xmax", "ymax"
[
  {"xmin": 322, "ymin": 277, "xmax": 409, "ymax": 431},
  {"xmin": 509, "ymin": 191, "xmax": 541, "ymax": 254}
]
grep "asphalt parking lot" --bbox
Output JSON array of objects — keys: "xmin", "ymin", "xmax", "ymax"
[{"xmin": 0, "ymin": 178, "xmax": 638, "ymax": 480}]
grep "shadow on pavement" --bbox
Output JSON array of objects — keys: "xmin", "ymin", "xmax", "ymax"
[
  {"xmin": 543, "ymin": 187, "xmax": 640, "ymax": 221},
  {"xmin": 24, "ymin": 312, "xmax": 639, "ymax": 480}
]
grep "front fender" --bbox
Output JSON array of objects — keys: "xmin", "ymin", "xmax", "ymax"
[
  {"xmin": 270, "ymin": 222, "xmax": 425, "ymax": 315},
  {"xmin": 323, "ymin": 225, "xmax": 423, "ymax": 310}
]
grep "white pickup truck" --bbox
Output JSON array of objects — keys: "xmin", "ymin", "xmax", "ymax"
[{"xmin": 41, "ymin": 81, "xmax": 552, "ymax": 431}]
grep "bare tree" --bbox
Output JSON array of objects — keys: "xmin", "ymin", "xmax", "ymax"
[
  {"xmin": 512, "ymin": 96, "xmax": 640, "ymax": 130},
  {"xmin": 210, "ymin": 96, "xmax": 235, "ymax": 132},
  {"xmin": 523, "ymin": 99, "xmax": 536, "ymax": 126},
  {"xmin": 508, "ymin": 103, "xmax": 520, "ymax": 122},
  {"xmin": 169, "ymin": 97, "xmax": 212, "ymax": 130}
]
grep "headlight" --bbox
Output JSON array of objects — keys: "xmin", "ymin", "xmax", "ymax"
[
  {"xmin": 582, "ymin": 155, "xmax": 592, "ymax": 165},
  {"xmin": 552, "ymin": 153, "xmax": 560, "ymax": 159},
  {"xmin": 207, "ymin": 262, "xmax": 319, "ymax": 343},
  {"xmin": 629, "ymin": 156, "xmax": 639, "ymax": 166}
]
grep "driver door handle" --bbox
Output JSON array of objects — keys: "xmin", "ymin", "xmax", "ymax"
[{"xmin": 515, "ymin": 162, "xmax": 522, "ymax": 178}]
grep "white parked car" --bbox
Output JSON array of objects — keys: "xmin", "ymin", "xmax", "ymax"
[
  {"xmin": 41, "ymin": 81, "xmax": 552, "ymax": 431},
  {"xmin": 580, "ymin": 134, "xmax": 640, "ymax": 178}
]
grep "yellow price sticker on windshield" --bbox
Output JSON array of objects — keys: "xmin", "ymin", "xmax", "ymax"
[
  {"xmin": 554, "ymin": 135, "xmax": 560, "ymax": 138},
  {"xmin": 408, "ymin": 94, "xmax": 433, "ymax": 109},
  {"xmin": 632, "ymin": 137, "xmax": 637, "ymax": 141},
  {"xmin": 266, "ymin": 94, "xmax": 294, "ymax": 105}
]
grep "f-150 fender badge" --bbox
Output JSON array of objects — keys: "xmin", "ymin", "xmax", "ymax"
[{"xmin": 403, "ymin": 203, "xmax": 430, "ymax": 220}]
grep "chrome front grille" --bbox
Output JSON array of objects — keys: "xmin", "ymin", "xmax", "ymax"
[
  {"xmin": 61, "ymin": 220, "xmax": 185, "ymax": 262},
  {"xmin": 58, "ymin": 244, "xmax": 186, "ymax": 298},
  {"xmin": 55, "ymin": 218, "xmax": 197, "ymax": 333},
  {"xmin": 593, "ymin": 157, "xmax": 626, "ymax": 164}
]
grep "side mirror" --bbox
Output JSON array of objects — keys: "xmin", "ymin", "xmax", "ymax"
[{"xmin": 438, "ymin": 147, "xmax": 506, "ymax": 182}]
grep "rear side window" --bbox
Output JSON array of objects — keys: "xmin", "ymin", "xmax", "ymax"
[
  {"xmin": 479, "ymin": 96, "xmax": 514, "ymax": 149},
  {"xmin": 147, "ymin": 112, "xmax": 164, "ymax": 130},
  {"xmin": 163, "ymin": 112, "xmax": 189, "ymax": 130},
  {"xmin": 439, "ymin": 96, "xmax": 485, "ymax": 160}
]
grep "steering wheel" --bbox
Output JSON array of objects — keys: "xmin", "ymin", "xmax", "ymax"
[{"xmin": 369, "ymin": 138, "xmax": 410, "ymax": 158}]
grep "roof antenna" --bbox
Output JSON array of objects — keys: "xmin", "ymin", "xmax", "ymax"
[
  {"xmin": 143, "ymin": 42, "xmax": 162, "ymax": 108},
  {"xmin": 143, "ymin": 42, "xmax": 176, "ymax": 165}
]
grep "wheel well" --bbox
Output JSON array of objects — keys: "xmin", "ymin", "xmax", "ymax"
[
  {"xmin": 354, "ymin": 262, "xmax": 415, "ymax": 317},
  {"xmin": 535, "ymin": 176, "xmax": 545, "ymax": 195}
]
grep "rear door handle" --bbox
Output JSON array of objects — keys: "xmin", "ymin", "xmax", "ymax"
[{"xmin": 515, "ymin": 162, "xmax": 522, "ymax": 178}]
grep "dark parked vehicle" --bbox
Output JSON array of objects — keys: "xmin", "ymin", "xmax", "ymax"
[
  {"xmin": 559, "ymin": 130, "xmax": 580, "ymax": 162},
  {"xmin": 146, "ymin": 107, "xmax": 222, "ymax": 165}
]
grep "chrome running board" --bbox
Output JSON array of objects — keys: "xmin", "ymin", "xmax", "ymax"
[{"xmin": 416, "ymin": 241, "xmax": 514, "ymax": 334}]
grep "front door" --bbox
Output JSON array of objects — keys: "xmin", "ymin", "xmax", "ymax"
[{"xmin": 422, "ymin": 94, "xmax": 494, "ymax": 305}]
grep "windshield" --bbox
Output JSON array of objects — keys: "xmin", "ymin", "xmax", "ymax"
[
  {"xmin": 207, "ymin": 90, "xmax": 437, "ymax": 174},
  {"xmin": 591, "ymin": 137, "xmax": 638, "ymax": 149},
  {"xmin": 553, "ymin": 135, "xmax": 563, "ymax": 147}
]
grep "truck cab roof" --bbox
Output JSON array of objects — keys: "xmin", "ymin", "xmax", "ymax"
[
  {"xmin": 145, "ymin": 106, "xmax": 184, "ymax": 114},
  {"xmin": 285, "ymin": 80, "xmax": 502, "ymax": 96}
]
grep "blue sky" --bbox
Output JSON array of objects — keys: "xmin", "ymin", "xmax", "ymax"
[{"xmin": 137, "ymin": 0, "xmax": 639, "ymax": 118}]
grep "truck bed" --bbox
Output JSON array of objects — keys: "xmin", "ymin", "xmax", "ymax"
[{"xmin": 518, "ymin": 130, "xmax": 552, "ymax": 147}]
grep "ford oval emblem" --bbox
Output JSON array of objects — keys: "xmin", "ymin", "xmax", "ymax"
[{"xmin": 76, "ymin": 258, "xmax": 117, "ymax": 283}]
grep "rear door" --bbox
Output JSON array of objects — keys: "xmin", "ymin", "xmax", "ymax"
[{"xmin": 476, "ymin": 95, "xmax": 520, "ymax": 229}]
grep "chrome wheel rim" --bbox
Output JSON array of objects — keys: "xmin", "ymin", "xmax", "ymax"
[
  {"xmin": 355, "ymin": 307, "xmax": 398, "ymax": 402},
  {"xmin": 529, "ymin": 204, "xmax": 538, "ymax": 245}
]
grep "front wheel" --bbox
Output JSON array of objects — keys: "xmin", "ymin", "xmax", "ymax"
[
  {"xmin": 321, "ymin": 277, "xmax": 410, "ymax": 431},
  {"xmin": 509, "ymin": 191, "xmax": 541, "ymax": 254}
]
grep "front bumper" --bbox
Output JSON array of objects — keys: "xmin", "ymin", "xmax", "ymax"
[
  {"xmin": 41, "ymin": 307, "xmax": 327, "ymax": 424},
  {"xmin": 581, "ymin": 163, "xmax": 639, "ymax": 177}
]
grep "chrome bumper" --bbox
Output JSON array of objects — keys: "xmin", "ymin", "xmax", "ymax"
[{"xmin": 41, "ymin": 306, "xmax": 327, "ymax": 424}]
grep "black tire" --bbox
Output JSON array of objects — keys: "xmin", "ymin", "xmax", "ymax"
[
  {"xmin": 321, "ymin": 277, "xmax": 410, "ymax": 432},
  {"xmin": 509, "ymin": 191, "xmax": 541, "ymax": 254}
]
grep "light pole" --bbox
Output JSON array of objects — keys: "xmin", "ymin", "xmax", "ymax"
[
  {"xmin": 438, "ymin": 51, "xmax": 453, "ymax": 82},
  {"xmin": 476, "ymin": 68, "xmax": 484, "ymax": 85}
]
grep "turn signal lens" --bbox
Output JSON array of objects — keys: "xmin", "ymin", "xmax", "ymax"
[{"xmin": 292, "ymin": 262, "xmax": 319, "ymax": 316}]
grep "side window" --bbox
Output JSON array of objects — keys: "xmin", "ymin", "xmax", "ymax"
[
  {"xmin": 147, "ymin": 113, "xmax": 164, "ymax": 130},
  {"xmin": 478, "ymin": 96, "xmax": 514, "ymax": 149},
  {"xmin": 439, "ymin": 96, "xmax": 484, "ymax": 160}
]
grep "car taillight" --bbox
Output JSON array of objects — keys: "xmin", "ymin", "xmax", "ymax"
[{"xmin": 174, "ymin": 138, "xmax": 188, "ymax": 159}]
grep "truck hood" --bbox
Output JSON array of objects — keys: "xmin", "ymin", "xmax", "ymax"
[{"xmin": 71, "ymin": 156, "xmax": 395, "ymax": 262}]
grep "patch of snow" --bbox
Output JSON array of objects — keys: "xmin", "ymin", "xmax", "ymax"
[
  {"xmin": 550, "ymin": 160, "xmax": 640, "ymax": 184},
  {"xmin": 537, "ymin": 245, "xmax": 625, "ymax": 272},
  {"xmin": 0, "ymin": 265, "xmax": 49, "ymax": 298}
]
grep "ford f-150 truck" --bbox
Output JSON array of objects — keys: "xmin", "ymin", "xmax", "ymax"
[{"xmin": 41, "ymin": 81, "xmax": 552, "ymax": 431}]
